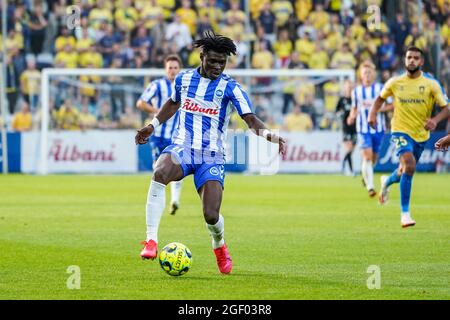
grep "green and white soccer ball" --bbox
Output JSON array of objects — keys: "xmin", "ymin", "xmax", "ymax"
[{"xmin": 158, "ymin": 242, "xmax": 192, "ymax": 276}]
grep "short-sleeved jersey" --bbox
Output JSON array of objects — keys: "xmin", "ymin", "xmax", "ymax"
[
  {"xmin": 352, "ymin": 82, "xmax": 386, "ymax": 134},
  {"xmin": 170, "ymin": 68, "xmax": 253, "ymax": 154},
  {"xmin": 139, "ymin": 78, "xmax": 178, "ymax": 140},
  {"xmin": 380, "ymin": 72, "xmax": 448, "ymax": 142}
]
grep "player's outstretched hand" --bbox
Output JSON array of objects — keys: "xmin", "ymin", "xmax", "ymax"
[
  {"xmin": 278, "ymin": 136, "xmax": 287, "ymax": 155},
  {"xmin": 268, "ymin": 133, "xmax": 287, "ymax": 155},
  {"xmin": 135, "ymin": 125, "xmax": 154, "ymax": 145},
  {"xmin": 424, "ymin": 118, "xmax": 437, "ymax": 131},
  {"xmin": 435, "ymin": 134, "xmax": 450, "ymax": 152}
]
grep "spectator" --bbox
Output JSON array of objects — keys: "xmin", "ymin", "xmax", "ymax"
[
  {"xmin": 149, "ymin": 13, "xmax": 167, "ymax": 63},
  {"xmin": 251, "ymin": 41, "xmax": 274, "ymax": 70},
  {"xmin": 140, "ymin": 0, "xmax": 163, "ymax": 31},
  {"xmin": 308, "ymin": 41, "xmax": 329, "ymax": 69},
  {"xmin": 441, "ymin": 16, "xmax": 450, "ymax": 47},
  {"xmin": 389, "ymin": 13, "xmax": 410, "ymax": 55},
  {"xmin": 228, "ymin": 33, "xmax": 248, "ymax": 68},
  {"xmin": 79, "ymin": 44, "xmax": 103, "ymax": 69},
  {"xmin": 108, "ymin": 58, "xmax": 126, "ymax": 120},
  {"xmin": 27, "ymin": 2, "xmax": 48, "ymax": 56},
  {"xmin": 323, "ymin": 78, "xmax": 341, "ymax": 114},
  {"xmin": 88, "ymin": 0, "xmax": 113, "ymax": 30},
  {"xmin": 132, "ymin": 26, "xmax": 152, "ymax": 56},
  {"xmin": 79, "ymin": 65, "xmax": 101, "ymax": 105},
  {"xmin": 271, "ymin": 0, "xmax": 293, "ymax": 27},
  {"xmin": 75, "ymin": 27, "xmax": 94, "ymax": 56},
  {"xmin": 297, "ymin": 16, "xmax": 316, "ymax": 41},
  {"xmin": 79, "ymin": 103, "xmax": 97, "ymax": 130},
  {"xmin": 199, "ymin": 0, "xmax": 223, "ymax": 33},
  {"xmin": 54, "ymin": 43, "xmax": 79, "ymax": 68},
  {"xmin": 166, "ymin": 14, "xmax": 192, "ymax": 53},
  {"xmin": 55, "ymin": 99, "xmax": 81, "ymax": 131},
  {"xmin": 20, "ymin": 58, "xmax": 41, "ymax": 112},
  {"xmin": 97, "ymin": 101, "xmax": 118, "ymax": 129},
  {"xmin": 283, "ymin": 105, "xmax": 313, "ymax": 132},
  {"xmin": 225, "ymin": 0, "xmax": 246, "ymax": 25},
  {"xmin": 309, "ymin": 3, "xmax": 330, "ymax": 30},
  {"xmin": 12, "ymin": 101, "xmax": 33, "ymax": 132},
  {"xmin": 295, "ymin": 0, "xmax": 313, "ymax": 23},
  {"xmin": 378, "ymin": 34, "xmax": 397, "ymax": 71},
  {"xmin": 273, "ymin": 28, "xmax": 293, "ymax": 68},
  {"xmin": 197, "ymin": 13, "xmax": 214, "ymax": 39},
  {"xmin": 330, "ymin": 43, "xmax": 356, "ymax": 69},
  {"xmin": 258, "ymin": 2, "xmax": 276, "ymax": 44},
  {"xmin": 4, "ymin": 29, "xmax": 25, "ymax": 115},
  {"xmin": 98, "ymin": 24, "xmax": 120, "ymax": 67},
  {"xmin": 295, "ymin": 31, "xmax": 315, "ymax": 65},
  {"xmin": 175, "ymin": 0, "xmax": 198, "ymax": 36},
  {"xmin": 349, "ymin": 16, "xmax": 366, "ymax": 43},
  {"xmin": 300, "ymin": 93, "xmax": 317, "ymax": 128},
  {"xmin": 404, "ymin": 24, "xmax": 427, "ymax": 53},
  {"xmin": 115, "ymin": 0, "xmax": 139, "ymax": 34},
  {"xmin": 55, "ymin": 27, "xmax": 76, "ymax": 53}
]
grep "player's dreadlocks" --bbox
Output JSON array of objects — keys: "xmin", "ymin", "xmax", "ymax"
[{"xmin": 193, "ymin": 30, "xmax": 237, "ymax": 56}]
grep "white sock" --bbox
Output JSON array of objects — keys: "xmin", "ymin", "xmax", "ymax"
[
  {"xmin": 362, "ymin": 159, "xmax": 374, "ymax": 190},
  {"xmin": 170, "ymin": 180, "xmax": 183, "ymax": 205},
  {"xmin": 206, "ymin": 214, "xmax": 225, "ymax": 249},
  {"xmin": 146, "ymin": 180, "xmax": 166, "ymax": 242}
]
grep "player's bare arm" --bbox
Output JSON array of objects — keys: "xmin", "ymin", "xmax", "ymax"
[
  {"xmin": 368, "ymin": 96, "xmax": 386, "ymax": 129},
  {"xmin": 435, "ymin": 134, "xmax": 450, "ymax": 151},
  {"xmin": 346, "ymin": 106, "xmax": 357, "ymax": 125},
  {"xmin": 136, "ymin": 99, "xmax": 159, "ymax": 114},
  {"xmin": 425, "ymin": 105, "xmax": 450, "ymax": 131},
  {"xmin": 135, "ymin": 99, "xmax": 180, "ymax": 145},
  {"xmin": 241, "ymin": 113, "xmax": 287, "ymax": 155},
  {"xmin": 379, "ymin": 102, "xmax": 394, "ymax": 113}
]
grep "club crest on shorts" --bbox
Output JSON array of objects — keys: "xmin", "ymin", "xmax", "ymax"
[{"xmin": 209, "ymin": 167, "xmax": 220, "ymax": 176}]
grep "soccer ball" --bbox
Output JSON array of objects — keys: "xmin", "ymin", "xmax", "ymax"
[{"xmin": 158, "ymin": 242, "xmax": 192, "ymax": 276}]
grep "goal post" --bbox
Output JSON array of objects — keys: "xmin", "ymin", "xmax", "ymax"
[{"xmin": 39, "ymin": 68, "xmax": 355, "ymax": 175}]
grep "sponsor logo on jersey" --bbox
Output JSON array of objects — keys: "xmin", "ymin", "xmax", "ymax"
[{"xmin": 182, "ymin": 98, "xmax": 219, "ymax": 116}]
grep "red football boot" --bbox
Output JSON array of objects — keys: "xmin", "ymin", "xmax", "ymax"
[
  {"xmin": 213, "ymin": 244, "xmax": 232, "ymax": 274},
  {"xmin": 140, "ymin": 240, "xmax": 158, "ymax": 260}
]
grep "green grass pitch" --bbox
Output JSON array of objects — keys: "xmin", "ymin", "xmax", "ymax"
[{"xmin": 0, "ymin": 174, "xmax": 449, "ymax": 300}]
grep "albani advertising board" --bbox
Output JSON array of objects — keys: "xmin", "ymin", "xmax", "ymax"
[{"xmin": 21, "ymin": 131, "xmax": 137, "ymax": 173}]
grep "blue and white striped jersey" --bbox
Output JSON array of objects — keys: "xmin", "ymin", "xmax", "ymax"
[
  {"xmin": 352, "ymin": 82, "xmax": 386, "ymax": 134},
  {"xmin": 170, "ymin": 68, "xmax": 253, "ymax": 154},
  {"xmin": 139, "ymin": 77, "xmax": 179, "ymax": 140}
]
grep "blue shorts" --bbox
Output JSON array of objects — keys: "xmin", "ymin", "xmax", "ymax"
[
  {"xmin": 150, "ymin": 137, "xmax": 172, "ymax": 161},
  {"xmin": 391, "ymin": 132, "xmax": 426, "ymax": 161},
  {"xmin": 162, "ymin": 144, "xmax": 225, "ymax": 191},
  {"xmin": 359, "ymin": 132, "xmax": 384, "ymax": 153}
]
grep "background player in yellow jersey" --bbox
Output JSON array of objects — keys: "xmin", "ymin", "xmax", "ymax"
[{"xmin": 368, "ymin": 46, "xmax": 449, "ymax": 228}]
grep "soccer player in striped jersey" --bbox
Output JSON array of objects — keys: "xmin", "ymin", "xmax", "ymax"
[
  {"xmin": 136, "ymin": 55, "xmax": 183, "ymax": 215},
  {"xmin": 347, "ymin": 61, "xmax": 392, "ymax": 197},
  {"xmin": 369, "ymin": 46, "xmax": 449, "ymax": 228},
  {"xmin": 135, "ymin": 31, "xmax": 286, "ymax": 274}
]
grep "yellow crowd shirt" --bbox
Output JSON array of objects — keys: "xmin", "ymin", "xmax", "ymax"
[{"xmin": 380, "ymin": 72, "xmax": 449, "ymax": 142}]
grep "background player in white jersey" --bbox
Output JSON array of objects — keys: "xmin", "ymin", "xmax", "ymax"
[
  {"xmin": 347, "ymin": 61, "xmax": 392, "ymax": 197},
  {"xmin": 135, "ymin": 31, "xmax": 286, "ymax": 274},
  {"xmin": 136, "ymin": 55, "xmax": 183, "ymax": 215}
]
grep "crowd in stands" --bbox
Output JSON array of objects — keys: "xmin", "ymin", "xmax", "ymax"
[{"xmin": 0, "ymin": 0, "xmax": 449, "ymax": 132}]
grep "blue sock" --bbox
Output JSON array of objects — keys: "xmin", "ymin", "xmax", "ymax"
[
  {"xmin": 385, "ymin": 169, "xmax": 401, "ymax": 187},
  {"xmin": 400, "ymin": 174, "xmax": 413, "ymax": 214}
]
